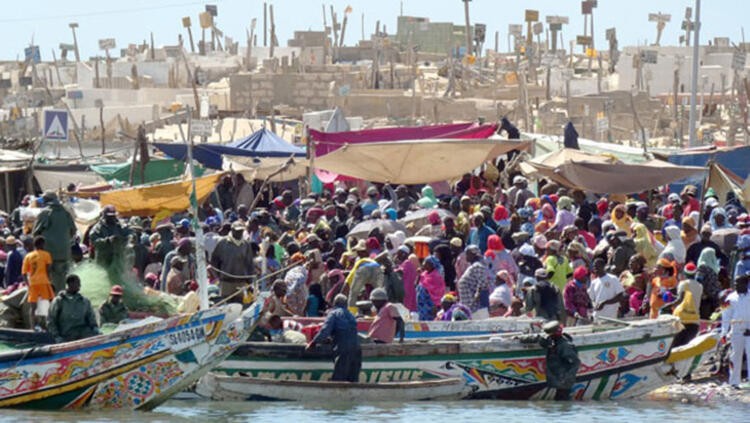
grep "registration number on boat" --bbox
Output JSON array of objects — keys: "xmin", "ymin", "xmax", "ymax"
[{"xmin": 168, "ymin": 326, "xmax": 206, "ymax": 351}]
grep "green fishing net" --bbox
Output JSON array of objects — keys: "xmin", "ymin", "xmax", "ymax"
[{"xmin": 74, "ymin": 255, "xmax": 178, "ymax": 316}]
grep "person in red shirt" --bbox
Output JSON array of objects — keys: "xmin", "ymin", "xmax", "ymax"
[
  {"xmin": 367, "ymin": 288, "xmax": 404, "ymax": 344},
  {"xmin": 680, "ymin": 186, "xmax": 701, "ymax": 217}
]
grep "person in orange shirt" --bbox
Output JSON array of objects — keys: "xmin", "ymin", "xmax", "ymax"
[
  {"xmin": 643, "ymin": 258, "xmax": 679, "ymax": 319},
  {"xmin": 22, "ymin": 236, "xmax": 55, "ymax": 328}
]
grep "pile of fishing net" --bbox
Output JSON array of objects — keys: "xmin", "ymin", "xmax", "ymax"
[{"xmin": 75, "ymin": 255, "xmax": 178, "ymax": 316}]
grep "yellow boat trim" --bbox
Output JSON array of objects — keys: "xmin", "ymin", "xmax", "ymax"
[{"xmin": 666, "ymin": 335, "xmax": 718, "ymax": 364}]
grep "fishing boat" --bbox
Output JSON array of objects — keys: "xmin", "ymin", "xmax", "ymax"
[
  {"xmin": 196, "ymin": 373, "xmax": 467, "ymax": 401},
  {"xmin": 215, "ymin": 316, "xmax": 703, "ymax": 400},
  {"xmin": 0, "ymin": 300, "xmax": 264, "ymax": 410},
  {"xmin": 287, "ymin": 315, "xmax": 544, "ymax": 339}
]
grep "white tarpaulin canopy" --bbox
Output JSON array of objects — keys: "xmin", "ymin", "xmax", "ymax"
[
  {"xmin": 313, "ymin": 138, "xmax": 530, "ymax": 184},
  {"xmin": 224, "ymin": 156, "xmax": 310, "ymax": 182}
]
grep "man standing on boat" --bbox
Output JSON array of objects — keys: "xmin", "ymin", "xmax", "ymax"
[
  {"xmin": 306, "ymin": 294, "xmax": 362, "ymax": 382},
  {"xmin": 540, "ymin": 320, "xmax": 580, "ymax": 400},
  {"xmin": 367, "ymin": 288, "xmax": 405, "ymax": 344},
  {"xmin": 32, "ymin": 191, "xmax": 76, "ymax": 292}
]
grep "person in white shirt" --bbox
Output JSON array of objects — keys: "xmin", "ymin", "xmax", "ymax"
[
  {"xmin": 489, "ymin": 270, "xmax": 513, "ymax": 316},
  {"xmin": 721, "ymin": 275, "xmax": 750, "ymax": 388},
  {"xmin": 588, "ymin": 258, "xmax": 625, "ymax": 319}
]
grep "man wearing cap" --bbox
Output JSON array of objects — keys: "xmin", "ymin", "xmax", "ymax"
[
  {"xmin": 509, "ymin": 176, "xmax": 534, "ymax": 211},
  {"xmin": 210, "ymin": 221, "xmax": 255, "ymax": 302},
  {"xmin": 99, "ymin": 285, "xmax": 128, "ymax": 324},
  {"xmin": 32, "ymin": 191, "xmax": 76, "ymax": 292},
  {"xmin": 680, "ymin": 185, "xmax": 701, "ymax": 217},
  {"xmin": 367, "ymin": 288, "xmax": 405, "ymax": 344},
  {"xmin": 539, "ymin": 321, "xmax": 581, "ymax": 400},
  {"xmin": 306, "ymin": 294, "xmax": 362, "ymax": 382},
  {"xmin": 161, "ymin": 237, "xmax": 195, "ymax": 292},
  {"xmin": 166, "ymin": 256, "xmax": 189, "ymax": 296},
  {"xmin": 525, "ymin": 268, "xmax": 564, "ymax": 321},
  {"xmin": 88, "ymin": 205, "xmax": 130, "ymax": 267},
  {"xmin": 3, "ymin": 235, "xmax": 25, "ymax": 288}
]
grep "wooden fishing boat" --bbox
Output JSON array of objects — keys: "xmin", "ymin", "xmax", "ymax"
[
  {"xmin": 0, "ymin": 300, "xmax": 264, "ymax": 410},
  {"xmin": 196, "ymin": 373, "xmax": 467, "ymax": 401},
  {"xmin": 215, "ymin": 316, "xmax": 701, "ymax": 400},
  {"xmin": 287, "ymin": 315, "xmax": 544, "ymax": 339}
]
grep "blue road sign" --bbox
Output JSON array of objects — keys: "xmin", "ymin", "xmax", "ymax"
[
  {"xmin": 24, "ymin": 46, "xmax": 41, "ymax": 64},
  {"xmin": 43, "ymin": 110, "xmax": 69, "ymax": 142}
]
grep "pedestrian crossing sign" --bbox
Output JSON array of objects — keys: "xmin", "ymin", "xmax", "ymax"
[{"xmin": 43, "ymin": 110, "xmax": 69, "ymax": 142}]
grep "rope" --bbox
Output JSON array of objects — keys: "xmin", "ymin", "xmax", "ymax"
[{"xmin": 208, "ymin": 259, "xmax": 311, "ymax": 308}]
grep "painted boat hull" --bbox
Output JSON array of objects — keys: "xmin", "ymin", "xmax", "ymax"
[
  {"xmin": 196, "ymin": 373, "xmax": 467, "ymax": 401},
  {"xmin": 217, "ymin": 316, "xmax": 687, "ymax": 400},
  {"xmin": 0, "ymin": 300, "xmax": 264, "ymax": 410},
  {"xmin": 288, "ymin": 316, "xmax": 544, "ymax": 339}
]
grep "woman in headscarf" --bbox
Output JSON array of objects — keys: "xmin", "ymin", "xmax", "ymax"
[
  {"xmin": 416, "ymin": 185, "xmax": 437, "ymax": 209},
  {"xmin": 385, "ymin": 231, "xmax": 406, "ymax": 257},
  {"xmin": 484, "ymin": 234, "xmax": 519, "ymax": 281},
  {"xmin": 632, "ymin": 223, "xmax": 660, "ymax": 267},
  {"xmin": 551, "ymin": 196, "xmax": 577, "ymax": 232},
  {"xmin": 696, "ymin": 247, "xmax": 722, "ymax": 319},
  {"xmin": 660, "ymin": 225, "xmax": 686, "ymax": 265},
  {"xmin": 610, "ymin": 204, "xmax": 633, "ymax": 236},
  {"xmin": 645, "ymin": 258, "xmax": 679, "ymax": 319},
  {"xmin": 566, "ymin": 241, "xmax": 590, "ymax": 270},
  {"xmin": 394, "ymin": 246, "xmax": 418, "ymax": 312},
  {"xmin": 416, "ymin": 256, "xmax": 446, "ymax": 320},
  {"xmin": 709, "ymin": 207, "xmax": 732, "ymax": 231},
  {"xmin": 493, "ymin": 205, "xmax": 510, "ymax": 230},
  {"xmin": 681, "ymin": 216, "xmax": 699, "ymax": 249},
  {"xmin": 433, "ymin": 243, "xmax": 457, "ymax": 291},
  {"xmin": 534, "ymin": 203, "xmax": 556, "ymax": 234}
]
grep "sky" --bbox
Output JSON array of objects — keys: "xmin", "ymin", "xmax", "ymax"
[{"xmin": 1, "ymin": 0, "xmax": 747, "ymax": 61}]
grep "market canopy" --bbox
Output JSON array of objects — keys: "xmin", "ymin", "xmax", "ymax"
[
  {"xmin": 313, "ymin": 138, "xmax": 530, "ymax": 184},
  {"xmin": 153, "ymin": 128, "xmax": 305, "ymax": 170},
  {"xmin": 98, "ymin": 173, "xmax": 223, "ymax": 217},
  {"xmin": 528, "ymin": 159, "xmax": 705, "ymax": 194},
  {"xmin": 309, "ymin": 122, "xmax": 499, "ymax": 156}
]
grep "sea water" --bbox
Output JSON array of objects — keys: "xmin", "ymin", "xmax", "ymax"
[{"xmin": 2, "ymin": 399, "xmax": 748, "ymax": 422}]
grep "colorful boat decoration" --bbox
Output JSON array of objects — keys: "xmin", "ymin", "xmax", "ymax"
[
  {"xmin": 287, "ymin": 316, "xmax": 544, "ymax": 339},
  {"xmin": 0, "ymin": 300, "xmax": 264, "ymax": 410},
  {"xmin": 215, "ymin": 316, "xmax": 701, "ymax": 400}
]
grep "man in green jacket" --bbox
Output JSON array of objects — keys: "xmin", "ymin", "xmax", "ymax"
[
  {"xmin": 47, "ymin": 275, "xmax": 100, "ymax": 343},
  {"xmin": 88, "ymin": 205, "xmax": 130, "ymax": 266},
  {"xmin": 33, "ymin": 191, "xmax": 76, "ymax": 292},
  {"xmin": 540, "ymin": 320, "xmax": 581, "ymax": 400},
  {"xmin": 99, "ymin": 284, "xmax": 129, "ymax": 324}
]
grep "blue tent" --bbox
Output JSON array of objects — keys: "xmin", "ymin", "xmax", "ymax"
[
  {"xmin": 663, "ymin": 145, "xmax": 750, "ymax": 196},
  {"xmin": 153, "ymin": 128, "xmax": 306, "ymax": 170}
]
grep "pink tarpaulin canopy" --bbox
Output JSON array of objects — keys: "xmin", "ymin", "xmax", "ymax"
[{"xmin": 309, "ymin": 122, "xmax": 499, "ymax": 156}]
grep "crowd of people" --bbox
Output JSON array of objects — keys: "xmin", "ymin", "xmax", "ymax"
[{"xmin": 1, "ymin": 166, "xmax": 749, "ymax": 386}]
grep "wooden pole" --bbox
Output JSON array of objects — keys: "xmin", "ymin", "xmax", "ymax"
[
  {"xmin": 269, "ymin": 4, "xmax": 276, "ymax": 58},
  {"xmin": 51, "ymin": 50, "xmax": 63, "ymax": 86},
  {"xmin": 463, "ymin": 0, "xmax": 472, "ymax": 57},
  {"xmin": 99, "ymin": 103, "xmax": 105, "ymax": 154},
  {"xmin": 340, "ymin": 11, "xmax": 349, "ymax": 48},
  {"xmin": 180, "ymin": 40, "xmax": 201, "ymax": 117},
  {"xmin": 150, "ymin": 32, "xmax": 155, "ymax": 60},
  {"xmin": 330, "ymin": 6, "xmax": 339, "ymax": 62},
  {"xmin": 263, "ymin": 2, "xmax": 268, "ymax": 47},
  {"xmin": 361, "ymin": 13, "xmax": 365, "ymax": 42},
  {"xmin": 70, "ymin": 24, "xmax": 80, "ymax": 62},
  {"xmin": 187, "ymin": 26, "xmax": 196, "ymax": 53}
]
